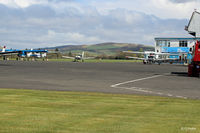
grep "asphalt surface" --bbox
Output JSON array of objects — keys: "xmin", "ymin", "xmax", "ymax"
[{"xmin": 0, "ymin": 61, "xmax": 199, "ymax": 99}]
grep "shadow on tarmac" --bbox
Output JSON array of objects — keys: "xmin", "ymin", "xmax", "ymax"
[{"xmin": 171, "ymin": 72, "xmax": 188, "ymax": 77}]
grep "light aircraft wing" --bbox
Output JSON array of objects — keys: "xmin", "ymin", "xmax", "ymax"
[
  {"xmin": 62, "ymin": 56, "xmax": 75, "ymax": 59},
  {"xmin": 155, "ymin": 53, "xmax": 170, "ymax": 55},
  {"xmin": 126, "ymin": 56, "xmax": 145, "ymax": 60},
  {"xmin": 156, "ymin": 58, "xmax": 179, "ymax": 61},
  {"xmin": 0, "ymin": 51, "xmax": 19, "ymax": 55},
  {"xmin": 84, "ymin": 57, "xmax": 95, "ymax": 59},
  {"xmin": 123, "ymin": 51, "xmax": 146, "ymax": 54}
]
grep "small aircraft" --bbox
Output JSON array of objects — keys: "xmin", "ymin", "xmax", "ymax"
[
  {"xmin": 62, "ymin": 51, "xmax": 95, "ymax": 62},
  {"xmin": 0, "ymin": 46, "xmax": 48, "ymax": 60},
  {"xmin": 0, "ymin": 46, "xmax": 19, "ymax": 55},
  {"xmin": 18, "ymin": 49, "xmax": 48, "ymax": 58},
  {"xmin": 123, "ymin": 51, "xmax": 179, "ymax": 64}
]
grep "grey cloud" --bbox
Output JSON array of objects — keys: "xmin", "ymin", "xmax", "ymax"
[
  {"xmin": 25, "ymin": 5, "xmax": 56, "ymax": 18},
  {"xmin": 0, "ymin": 4, "xmax": 189, "ymax": 48},
  {"xmin": 48, "ymin": 0, "xmax": 74, "ymax": 3},
  {"xmin": 169, "ymin": 0, "xmax": 196, "ymax": 3}
]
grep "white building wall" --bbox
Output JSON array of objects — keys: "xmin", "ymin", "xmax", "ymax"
[
  {"xmin": 170, "ymin": 41, "xmax": 179, "ymax": 47},
  {"xmin": 154, "ymin": 38, "xmax": 198, "ymax": 53}
]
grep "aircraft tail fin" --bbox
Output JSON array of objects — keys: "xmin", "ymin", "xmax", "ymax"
[
  {"xmin": 82, "ymin": 51, "xmax": 84, "ymax": 59},
  {"xmin": 2, "ymin": 46, "xmax": 6, "ymax": 52}
]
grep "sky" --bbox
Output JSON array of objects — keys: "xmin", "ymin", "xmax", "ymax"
[{"xmin": 0, "ymin": 0, "xmax": 199, "ymax": 49}]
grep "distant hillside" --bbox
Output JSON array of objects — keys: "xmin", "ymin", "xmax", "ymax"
[{"xmin": 46, "ymin": 42, "xmax": 154, "ymax": 56}]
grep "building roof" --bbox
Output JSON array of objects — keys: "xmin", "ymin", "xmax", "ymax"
[{"xmin": 155, "ymin": 37, "xmax": 200, "ymax": 41}]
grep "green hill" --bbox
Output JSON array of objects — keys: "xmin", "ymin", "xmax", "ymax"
[{"xmin": 46, "ymin": 42, "xmax": 154, "ymax": 56}]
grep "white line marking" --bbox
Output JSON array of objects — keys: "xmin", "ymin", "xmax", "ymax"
[
  {"xmin": 111, "ymin": 74, "xmax": 187, "ymax": 99},
  {"xmin": 111, "ymin": 75, "xmax": 163, "ymax": 88},
  {"xmin": 167, "ymin": 94, "xmax": 173, "ymax": 97},
  {"xmin": 118, "ymin": 86, "xmax": 154, "ymax": 94},
  {"xmin": 176, "ymin": 96, "xmax": 187, "ymax": 99},
  {"xmin": 157, "ymin": 92, "xmax": 163, "ymax": 95}
]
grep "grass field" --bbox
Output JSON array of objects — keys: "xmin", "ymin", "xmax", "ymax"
[
  {"xmin": 0, "ymin": 89, "xmax": 200, "ymax": 133},
  {"xmin": 0, "ymin": 58, "xmax": 142, "ymax": 63},
  {"xmin": 48, "ymin": 59, "xmax": 142, "ymax": 63},
  {"xmin": 85, "ymin": 44, "xmax": 119, "ymax": 50}
]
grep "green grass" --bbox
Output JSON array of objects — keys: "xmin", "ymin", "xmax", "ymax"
[
  {"xmin": 84, "ymin": 59, "xmax": 142, "ymax": 63},
  {"xmin": 47, "ymin": 59, "xmax": 142, "ymax": 63},
  {"xmin": 86, "ymin": 45, "xmax": 119, "ymax": 50},
  {"xmin": 1, "ymin": 58, "xmax": 142, "ymax": 63},
  {"xmin": 0, "ymin": 89, "xmax": 200, "ymax": 133}
]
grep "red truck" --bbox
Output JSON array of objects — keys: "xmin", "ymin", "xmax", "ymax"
[{"xmin": 188, "ymin": 41, "xmax": 200, "ymax": 77}]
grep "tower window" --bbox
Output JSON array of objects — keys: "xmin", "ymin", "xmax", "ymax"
[{"xmin": 179, "ymin": 41, "xmax": 188, "ymax": 47}]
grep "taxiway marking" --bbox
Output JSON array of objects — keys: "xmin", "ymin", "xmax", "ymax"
[
  {"xmin": 111, "ymin": 74, "xmax": 163, "ymax": 88},
  {"xmin": 111, "ymin": 74, "xmax": 187, "ymax": 99}
]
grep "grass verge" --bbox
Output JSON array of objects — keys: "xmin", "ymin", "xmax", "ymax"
[
  {"xmin": 1, "ymin": 58, "xmax": 142, "ymax": 63},
  {"xmin": 0, "ymin": 89, "xmax": 200, "ymax": 133},
  {"xmin": 47, "ymin": 59, "xmax": 142, "ymax": 63}
]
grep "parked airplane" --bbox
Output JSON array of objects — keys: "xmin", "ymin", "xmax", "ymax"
[
  {"xmin": 0, "ymin": 46, "xmax": 48, "ymax": 60},
  {"xmin": 62, "ymin": 51, "xmax": 95, "ymax": 62},
  {"xmin": 123, "ymin": 51, "xmax": 179, "ymax": 64},
  {"xmin": 18, "ymin": 49, "xmax": 48, "ymax": 58}
]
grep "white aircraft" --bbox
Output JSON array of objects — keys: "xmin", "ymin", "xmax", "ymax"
[
  {"xmin": 62, "ymin": 51, "xmax": 95, "ymax": 62},
  {"xmin": 123, "ymin": 51, "xmax": 178, "ymax": 64}
]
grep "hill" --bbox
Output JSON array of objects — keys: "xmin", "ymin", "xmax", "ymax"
[{"xmin": 46, "ymin": 42, "xmax": 154, "ymax": 56}]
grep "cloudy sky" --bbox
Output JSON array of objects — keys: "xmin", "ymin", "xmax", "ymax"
[{"xmin": 0, "ymin": 0, "xmax": 199, "ymax": 48}]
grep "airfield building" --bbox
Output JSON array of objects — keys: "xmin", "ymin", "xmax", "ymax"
[
  {"xmin": 154, "ymin": 10, "xmax": 200, "ymax": 63},
  {"xmin": 154, "ymin": 37, "xmax": 200, "ymax": 62}
]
